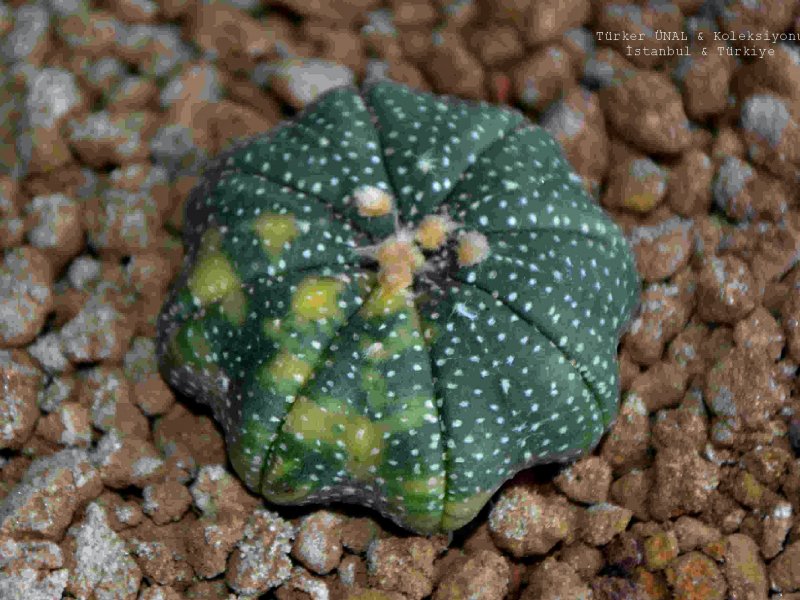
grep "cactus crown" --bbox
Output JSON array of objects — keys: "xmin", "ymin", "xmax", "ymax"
[{"xmin": 157, "ymin": 81, "xmax": 640, "ymax": 534}]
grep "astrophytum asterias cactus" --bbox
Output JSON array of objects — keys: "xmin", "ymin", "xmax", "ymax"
[{"xmin": 156, "ymin": 81, "xmax": 640, "ymax": 534}]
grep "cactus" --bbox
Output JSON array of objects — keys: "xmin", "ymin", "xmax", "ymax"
[{"xmin": 156, "ymin": 80, "xmax": 640, "ymax": 534}]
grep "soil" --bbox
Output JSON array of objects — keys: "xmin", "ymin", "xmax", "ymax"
[{"xmin": 1, "ymin": 0, "xmax": 800, "ymax": 598}]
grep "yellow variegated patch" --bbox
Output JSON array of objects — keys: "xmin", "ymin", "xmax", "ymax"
[
  {"xmin": 188, "ymin": 251, "xmax": 240, "ymax": 305},
  {"xmin": 360, "ymin": 286, "xmax": 410, "ymax": 319},
  {"xmin": 291, "ymin": 277, "xmax": 344, "ymax": 322},
  {"xmin": 344, "ymin": 414, "xmax": 385, "ymax": 477},
  {"xmin": 253, "ymin": 212, "xmax": 300, "ymax": 259},
  {"xmin": 219, "ymin": 285, "xmax": 247, "ymax": 325},
  {"xmin": 260, "ymin": 349, "xmax": 313, "ymax": 394},
  {"xmin": 282, "ymin": 396, "xmax": 338, "ymax": 443}
]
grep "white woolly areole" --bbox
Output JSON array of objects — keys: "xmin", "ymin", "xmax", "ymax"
[
  {"xmin": 457, "ymin": 231, "xmax": 490, "ymax": 267},
  {"xmin": 353, "ymin": 185, "xmax": 393, "ymax": 216}
]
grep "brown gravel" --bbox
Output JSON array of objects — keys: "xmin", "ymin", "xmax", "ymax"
[{"xmin": 1, "ymin": 0, "xmax": 800, "ymax": 598}]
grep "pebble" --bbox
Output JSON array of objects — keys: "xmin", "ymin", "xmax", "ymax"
[
  {"xmin": 540, "ymin": 87, "xmax": 608, "ymax": 196},
  {"xmin": 468, "ymin": 23, "xmax": 523, "ymax": 68},
  {"xmin": 623, "ymin": 281, "xmax": 690, "ymax": 366},
  {"xmin": 628, "ymin": 217, "xmax": 693, "ymax": 282},
  {"xmin": 20, "ymin": 67, "xmax": 85, "ymax": 175},
  {"xmin": 522, "ymin": 557, "xmax": 591, "ymax": 600},
  {"xmin": 667, "ymin": 149, "xmax": 714, "ymax": 217},
  {"xmin": 520, "ymin": 0, "xmax": 589, "ymax": 46},
  {"xmin": 117, "ymin": 23, "xmax": 193, "ymax": 78},
  {"xmin": 54, "ymin": 5, "xmax": 122, "ymax": 57},
  {"xmin": 61, "ymin": 502, "xmax": 142, "ymax": 599},
  {"xmin": 748, "ymin": 219, "xmax": 800, "ymax": 284},
  {"xmin": 197, "ymin": 99, "xmax": 275, "ymax": 155},
  {"xmin": 366, "ymin": 537, "xmax": 437, "ymax": 600},
  {"xmin": 106, "ymin": 75, "xmax": 160, "ymax": 111},
  {"xmin": 160, "ymin": 61, "xmax": 223, "ymax": 125},
  {"xmin": 559, "ymin": 542, "xmax": 604, "ymax": 581},
  {"xmin": 275, "ymin": 565, "xmax": 332, "ymax": 600},
  {"xmin": 593, "ymin": 576, "xmax": 645, "ymax": 600},
  {"xmin": 488, "ymin": 486, "xmax": 577, "ymax": 558},
  {"xmin": 225, "ymin": 509, "xmax": 295, "ymax": 596},
  {"xmin": 0, "ymin": 177, "xmax": 23, "ymax": 250},
  {"xmin": 149, "ymin": 123, "xmax": 209, "ymax": 176},
  {"xmin": 68, "ymin": 110, "xmax": 160, "ymax": 168},
  {"xmin": 275, "ymin": 0, "xmax": 381, "ymax": 21},
  {"xmin": 603, "ymin": 156, "xmax": 668, "ymax": 214},
  {"xmin": 152, "ymin": 403, "xmax": 227, "ymax": 468},
  {"xmin": 183, "ymin": 510, "xmax": 247, "ymax": 579},
  {"xmin": 0, "ymin": 537, "xmax": 64, "ymax": 572},
  {"xmin": 642, "ymin": 529, "xmax": 679, "ymax": 572},
  {"xmin": 1, "ymin": 3, "xmax": 51, "ymax": 65},
  {"xmin": 600, "ymin": 392, "xmax": 651, "ymax": 475},
  {"xmin": 182, "ymin": 579, "xmax": 231, "ymax": 600},
  {"xmin": 603, "ymin": 530, "xmax": 643, "ymax": 577},
  {"xmin": 704, "ymin": 345, "xmax": 788, "ymax": 434},
  {"xmin": 267, "ymin": 58, "xmax": 355, "ymax": 109},
  {"xmin": 85, "ymin": 175, "xmax": 168, "ymax": 257},
  {"xmin": 695, "ymin": 254, "xmax": 759, "ymax": 325},
  {"xmin": 771, "ymin": 539, "xmax": 800, "ymax": 592},
  {"xmin": 740, "ymin": 94, "xmax": 800, "ymax": 184},
  {"xmin": 671, "ymin": 516, "xmax": 721, "ymax": 553},
  {"xmin": 784, "ymin": 290, "xmax": 800, "ymax": 364},
  {"xmin": 340, "ymin": 516, "xmax": 383, "ymax": 554},
  {"xmin": 60, "ymin": 296, "xmax": 136, "ymax": 364},
  {"xmin": 121, "ymin": 517, "xmax": 194, "ymax": 589},
  {"xmin": 0, "ymin": 246, "xmax": 54, "ymax": 348},
  {"xmin": 724, "ymin": 533, "xmax": 768, "ymax": 599},
  {"xmin": 433, "ymin": 550, "xmax": 510, "ymax": 600},
  {"xmin": 189, "ymin": 1, "xmax": 271, "ymax": 67},
  {"xmin": 728, "ymin": 468, "xmax": 782, "ymax": 512},
  {"xmin": 188, "ymin": 463, "xmax": 259, "ymax": 518},
  {"xmin": 672, "ymin": 50, "xmax": 736, "ymax": 121},
  {"xmin": 123, "ymin": 336, "xmax": 175, "ymax": 416},
  {"xmin": 628, "ymin": 359, "xmax": 689, "ymax": 413},
  {"xmin": 0, "ymin": 349, "xmax": 42, "ymax": 450},
  {"xmin": 141, "ymin": 480, "xmax": 192, "ymax": 525},
  {"xmin": 511, "ymin": 45, "xmax": 574, "ymax": 111},
  {"xmin": 648, "ymin": 447, "xmax": 720, "ymax": 521},
  {"xmin": 138, "ymin": 584, "xmax": 183, "ymax": 600},
  {"xmin": 600, "ymin": 70, "xmax": 692, "ymax": 155},
  {"xmin": 90, "ymin": 429, "xmax": 165, "ymax": 489},
  {"xmin": 291, "ymin": 510, "xmax": 345, "ymax": 575},
  {"xmin": 0, "ymin": 448, "xmax": 102, "ymax": 540},
  {"xmin": 734, "ymin": 305, "xmax": 785, "ymax": 362},
  {"xmin": 664, "ymin": 551, "xmax": 726, "ymax": 600},
  {"xmin": 651, "ymin": 400, "xmax": 708, "ymax": 453},
  {"xmin": 92, "ymin": 489, "xmax": 144, "ymax": 531},
  {"xmin": 80, "ymin": 366, "xmax": 149, "ymax": 438},
  {"xmin": 609, "ymin": 468, "xmax": 652, "ymax": 522},
  {"xmin": 24, "ymin": 193, "xmax": 83, "ymax": 270},
  {"xmin": 425, "ymin": 32, "xmax": 485, "ymax": 99},
  {"xmin": 714, "ymin": 156, "xmax": 790, "ymax": 222},
  {"xmin": 717, "ymin": 0, "xmax": 795, "ymax": 54},
  {"xmin": 337, "ymin": 554, "xmax": 366, "ymax": 588},
  {"xmin": 733, "ymin": 43, "xmax": 800, "ymax": 105},
  {"xmin": 34, "ymin": 401, "xmax": 92, "ymax": 448},
  {"xmin": 554, "ymin": 456, "xmax": 612, "ymax": 504},
  {"xmin": 579, "ymin": 502, "xmax": 633, "ymax": 547}
]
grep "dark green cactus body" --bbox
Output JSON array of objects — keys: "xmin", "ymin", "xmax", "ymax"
[{"xmin": 157, "ymin": 81, "xmax": 640, "ymax": 534}]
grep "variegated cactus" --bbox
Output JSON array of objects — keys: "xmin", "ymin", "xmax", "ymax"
[{"xmin": 157, "ymin": 80, "xmax": 639, "ymax": 534}]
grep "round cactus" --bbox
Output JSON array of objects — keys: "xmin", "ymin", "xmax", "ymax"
[{"xmin": 156, "ymin": 80, "xmax": 640, "ymax": 534}]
